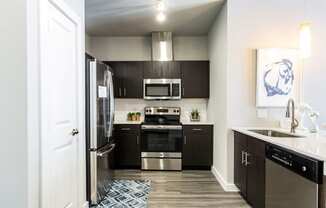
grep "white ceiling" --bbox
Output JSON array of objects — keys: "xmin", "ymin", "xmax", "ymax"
[{"xmin": 85, "ymin": 0, "xmax": 225, "ymax": 36}]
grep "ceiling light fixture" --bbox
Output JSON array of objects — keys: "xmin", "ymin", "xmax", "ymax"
[
  {"xmin": 157, "ymin": 0, "xmax": 165, "ymax": 11},
  {"xmin": 156, "ymin": 0, "xmax": 166, "ymax": 23},
  {"xmin": 156, "ymin": 12, "xmax": 166, "ymax": 23}
]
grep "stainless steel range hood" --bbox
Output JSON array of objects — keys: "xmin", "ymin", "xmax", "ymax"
[{"xmin": 152, "ymin": 32, "xmax": 173, "ymax": 61}]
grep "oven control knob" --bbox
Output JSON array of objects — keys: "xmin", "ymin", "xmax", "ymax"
[{"xmin": 302, "ymin": 166, "xmax": 307, "ymax": 172}]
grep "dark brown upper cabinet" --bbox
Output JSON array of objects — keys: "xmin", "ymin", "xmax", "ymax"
[
  {"xmin": 181, "ymin": 61, "xmax": 209, "ymax": 98},
  {"xmin": 183, "ymin": 125, "xmax": 213, "ymax": 169},
  {"xmin": 143, "ymin": 61, "xmax": 181, "ymax": 79},
  {"xmin": 105, "ymin": 61, "xmax": 143, "ymax": 98}
]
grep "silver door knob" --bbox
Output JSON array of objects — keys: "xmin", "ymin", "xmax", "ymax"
[{"xmin": 72, "ymin": 128, "xmax": 79, "ymax": 136}]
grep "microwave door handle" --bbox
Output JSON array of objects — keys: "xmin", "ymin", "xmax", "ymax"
[{"xmin": 170, "ymin": 83, "xmax": 173, "ymax": 97}]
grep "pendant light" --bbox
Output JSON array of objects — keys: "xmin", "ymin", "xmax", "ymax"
[{"xmin": 299, "ymin": 0, "xmax": 311, "ymax": 59}]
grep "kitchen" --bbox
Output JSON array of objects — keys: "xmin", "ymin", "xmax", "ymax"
[
  {"xmin": 84, "ymin": 0, "xmax": 326, "ymax": 207},
  {"xmin": 2, "ymin": 0, "xmax": 326, "ymax": 208}
]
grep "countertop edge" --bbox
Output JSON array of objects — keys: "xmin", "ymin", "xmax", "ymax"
[{"xmin": 114, "ymin": 121, "xmax": 214, "ymax": 125}]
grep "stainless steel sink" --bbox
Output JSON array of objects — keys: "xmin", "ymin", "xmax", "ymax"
[{"xmin": 248, "ymin": 129, "xmax": 304, "ymax": 138}]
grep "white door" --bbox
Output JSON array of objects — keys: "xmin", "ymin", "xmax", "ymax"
[{"xmin": 40, "ymin": 0, "xmax": 82, "ymax": 207}]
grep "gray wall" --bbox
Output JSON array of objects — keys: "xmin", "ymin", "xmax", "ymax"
[
  {"xmin": 0, "ymin": 0, "xmax": 28, "ymax": 207},
  {"xmin": 301, "ymin": 0, "xmax": 326, "ymax": 127},
  {"xmin": 208, "ymin": 3, "xmax": 229, "ymax": 184},
  {"xmin": 87, "ymin": 36, "xmax": 209, "ymax": 61},
  {"xmin": 208, "ymin": 0, "xmax": 326, "ymax": 185}
]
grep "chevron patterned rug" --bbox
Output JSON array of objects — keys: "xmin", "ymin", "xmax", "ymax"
[{"xmin": 95, "ymin": 179, "xmax": 151, "ymax": 208}]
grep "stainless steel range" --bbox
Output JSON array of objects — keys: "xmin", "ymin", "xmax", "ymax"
[{"xmin": 141, "ymin": 107, "xmax": 183, "ymax": 170}]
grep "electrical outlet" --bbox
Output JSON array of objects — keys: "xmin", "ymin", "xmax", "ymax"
[{"xmin": 322, "ymin": 123, "xmax": 326, "ymax": 129}]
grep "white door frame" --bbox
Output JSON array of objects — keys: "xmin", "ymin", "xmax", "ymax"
[{"xmin": 26, "ymin": 0, "xmax": 86, "ymax": 207}]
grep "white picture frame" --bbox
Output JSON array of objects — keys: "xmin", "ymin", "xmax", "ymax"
[{"xmin": 256, "ymin": 48, "xmax": 299, "ymax": 107}]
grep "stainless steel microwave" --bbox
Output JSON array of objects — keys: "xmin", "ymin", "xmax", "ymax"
[{"xmin": 143, "ymin": 79, "xmax": 181, "ymax": 100}]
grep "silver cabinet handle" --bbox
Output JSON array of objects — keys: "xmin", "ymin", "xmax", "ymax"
[
  {"xmin": 182, "ymin": 87, "xmax": 185, "ymax": 96},
  {"xmin": 119, "ymin": 88, "xmax": 122, "ymax": 97},
  {"xmin": 124, "ymin": 88, "xmax": 126, "ymax": 97},
  {"xmin": 192, "ymin": 128, "xmax": 203, "ymax": 131},
  {"xmin": 72, "ymin": 128, "xmax": 79, "ymax": 136},
  {"xmin": 245, "ymin": 152, "xmax": 251, "ymax": 166},
  {"xmin": 184, "ymin": 136, "xmax": 187, "ymax": 145},
  {"xmin": 136, "ymin": 136, "xmax": 139, "ymax": 145},
  {"xmin": 121, "ymin": 128, "xmax": 131, "ymax": 131},
  {"xmin": 241, "ymin": 151, "xmax": 245, "ymax": 165}
]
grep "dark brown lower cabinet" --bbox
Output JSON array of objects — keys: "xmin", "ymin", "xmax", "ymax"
[
  {"xmin": 183, "ymin": 125, "xmax": 213, "ymax": 169},
  {"xmin": 234, "ymin": 132, "xmax": 248, "ymax": 198},
  {"xmin": 234, "ymin": 132, "xmax": 265, "ymax": 208},
  {"xmin": 114, "ymin": 124, "xmax": 141, "ymax": 168}
]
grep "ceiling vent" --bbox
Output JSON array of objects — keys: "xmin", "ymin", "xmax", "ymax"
[{"xmin": 152, "ymin": 32, "xmax": 173, "ymax": 61}]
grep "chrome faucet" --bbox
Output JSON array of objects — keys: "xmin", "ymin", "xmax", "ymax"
[{"xmin": 286, "ymin": 99, "xmax": 299, "ymax": 133}]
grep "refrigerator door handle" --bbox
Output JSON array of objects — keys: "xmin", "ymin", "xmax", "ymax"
[
  {"xmin": 90, "ymin": 151, "xmax": 97, "ymax": 204},
  {"xmin": 90, "ymin": 61, "xmax": 98, "ymax": 150},
  {"xmin": 97, "ymin": 144, "xmax": 115, "ymax": 157},
  {"xmin": 107, "ymin": 69, "xmax": 115, "ymax": 139}
]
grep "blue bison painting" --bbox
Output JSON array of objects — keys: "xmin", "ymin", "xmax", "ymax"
[{"xmin": 263, "ymin": 59, "xmax": 294, "ymax": 97}]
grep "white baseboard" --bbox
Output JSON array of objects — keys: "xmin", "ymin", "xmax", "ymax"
[
  {"xmin": 82, "ymin": 201, "xmax": 89, "ymax": 208},
  {"xmin": 211, "ymin": 166, "xmax": 239, "ymax": 192}
]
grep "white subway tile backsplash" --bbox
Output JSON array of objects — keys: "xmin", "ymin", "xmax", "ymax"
[{"xmin": 114, "ymin": 99, "xmax": 208, "ymax": 123}]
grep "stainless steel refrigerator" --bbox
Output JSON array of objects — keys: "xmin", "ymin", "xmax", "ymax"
[{"xmin": 85, "ymin": 54, "xmax": 115, "ymax": 205}]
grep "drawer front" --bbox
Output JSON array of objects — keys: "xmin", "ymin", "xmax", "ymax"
[
  {"xmin": 141, "ymin": 158, "xmax": 182, "ymax": 170},
  {"xmin": 114, "ymin": 124, "xmax": 140, "ymax": 133},
  {"xmin": 183, "ymin": 125, "xmax": 212, "ymax": 135}
]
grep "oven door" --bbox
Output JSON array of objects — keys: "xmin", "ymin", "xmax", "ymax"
[{"xmin": 141, "ymin": 125, "xmax": 183, "ymax": 153}]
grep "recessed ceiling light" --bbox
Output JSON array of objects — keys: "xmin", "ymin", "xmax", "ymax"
[
  {"xmin": 157, "ymin": 0, "xmax": 165, "ymax": 11},
  {"xmin": 156, "ymin": 12, "xmax": 166, "ymax": 23}
]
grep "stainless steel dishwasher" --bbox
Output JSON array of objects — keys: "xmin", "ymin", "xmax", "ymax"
[{"xmin": 265, "ymin": 144, "xmax": 324, "ymax": 208}]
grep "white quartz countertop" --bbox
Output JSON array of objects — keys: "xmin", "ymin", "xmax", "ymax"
[
  {"xmin": 182, "ymin": 122, "xmax": 214, "ymax": 125},
  {"xmin": 114, "ymin": 120, "xmax": 142, "ymax": 125},
  {"xmin": 232, "ymin": 127, "xmax": 326, "ymax": 175},
  {"xmin": 114, "ymin": 120, "xmax": 214, "ymax": 125}
]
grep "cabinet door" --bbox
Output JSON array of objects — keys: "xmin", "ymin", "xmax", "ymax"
[
  {"xmin": 143, "ymin": 61, "xmax": 160, "ymax": 78},
  {"xmin": 123, "ymin": 62, "xmax": 143, "ymax": 98},
  {"xmin": 181, "ymin": 61, "xmax": 209, "ymax": 98},
  {"xmin": 106, "ymin": 61, "xmax": 124, "ymax": 98},
  {"xmin": 114, "ymin": 125, "xmax": 141, "ymax": 167},
  {"xmin": 246, "ymin": 138, "xmax": 265, "ymax": 208},
  {"xmin": 162, "ymin": 61, "xmax": 180, "ymax": 78},
  {"xmin": 234, "ymin": 132, "xmax": 247, "ymax": 198},
  {"xmin": 146, "ymin": 61, "xmax": 181, "ymax": 79},
  {"xmin": 183, "ymin": 125, "xmax": 213, "ymax": 168}
]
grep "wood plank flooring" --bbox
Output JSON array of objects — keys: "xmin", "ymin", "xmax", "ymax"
[{"xmin": 112, "ymin": 170, "xmax": 250, "ymax": 208}]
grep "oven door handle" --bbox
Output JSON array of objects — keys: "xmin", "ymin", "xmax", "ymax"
[{"xmin": 141, "ymin": 125, "xmax": 182, "ymax": 130}]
